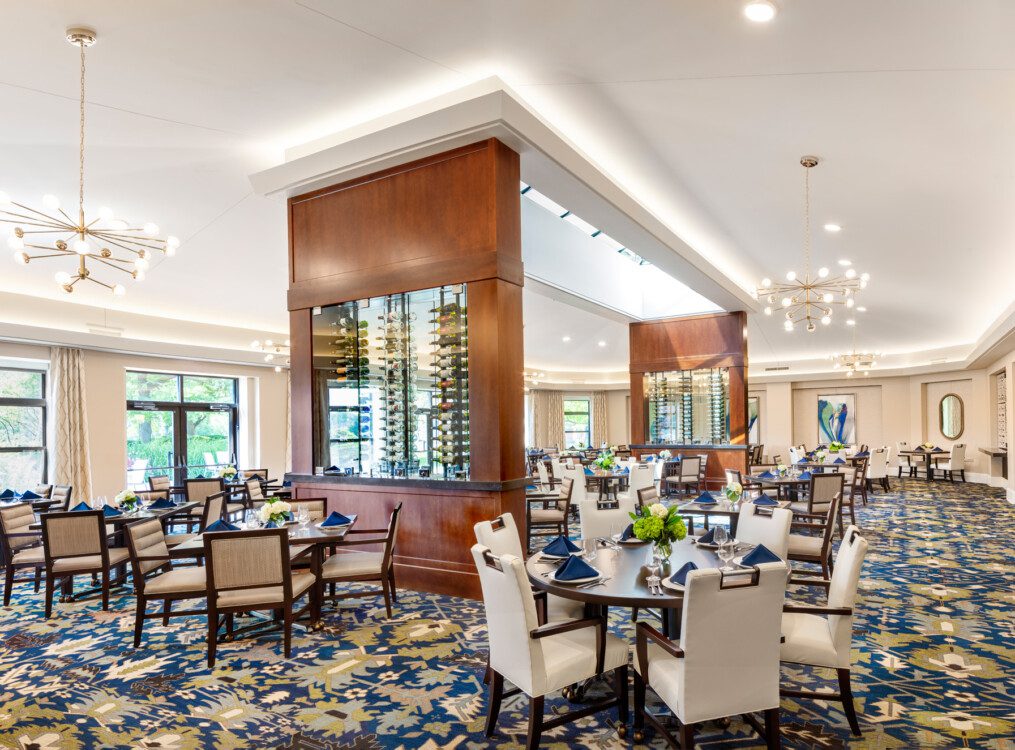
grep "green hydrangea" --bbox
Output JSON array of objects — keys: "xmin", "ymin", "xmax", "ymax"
[{"xmin": 633, "ymin": 515, "xmax": 664, "ymax": 541}]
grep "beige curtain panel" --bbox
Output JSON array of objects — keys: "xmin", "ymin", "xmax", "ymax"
[
  {"xmin": 592, "ymin": 391, "xmax": 608, "ymax": 447},
  {"xmin": 50, "ymin": 347, "xmax": 93, "ymax": 500},
  {"xmin": 546, "ymin": 390, "xmax": 565, "ymax": 448}
]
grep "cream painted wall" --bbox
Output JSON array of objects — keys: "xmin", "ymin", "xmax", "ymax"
[
  {"xmin": 606, "ymin": 390, "xmax": 630, "ymax": 446},
  {"xmin": 0, "ymin": 341, "xmax": 289, "ymax": 499}
]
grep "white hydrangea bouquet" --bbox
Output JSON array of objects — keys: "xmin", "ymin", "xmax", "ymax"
[
  {"xmin": 724, "ymin": 481, "xmax": 743, "ymax": 503},
  {"xmin": 258, "ymin": 498, "xmax": 292, "ymax": 527},
  {"xmin": 218, "ymin": 465, "xmax": 237, "ymax": 479},
  {"xmin": 658, "ymin": 449, "xmax": 673, "ymax": 460},
  {"xmin": 115, "ymin": 489, "xmax": 139, "ymax": 512}
]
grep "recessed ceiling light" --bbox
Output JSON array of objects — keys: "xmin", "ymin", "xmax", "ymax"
[
  {"xmin": 856, "ymin": 306, "xmax": 867, "ymax": 312},
  {"xmin": 597, "ymin": 340, "xmax": 607, "ymax": 347},
  {"xmin": 846, "ymin": 319, "xmax": 856, "ymax": 326},
  {"xmin": 837, "ymin": 259, "xmax": 852, "ymax": 267},
  {"xmin": 562, "ymin": 335, "xmax": 571, "ymax": 343},
  {"xmin": 823, "ymin": 223, "xmax": 842, "ymax": 233},
  {"xmin": 743, "ymin": 0, "xmax": 777, "ymax": 23}
]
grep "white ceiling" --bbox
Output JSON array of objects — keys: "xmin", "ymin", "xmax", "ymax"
[{"xmin": 2, "ymin": 1, "xmax": 1014, "ymax": 374}]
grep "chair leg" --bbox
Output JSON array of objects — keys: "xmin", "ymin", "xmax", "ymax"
[
  {"xmin": 101, "ymin": 570, "xmax": 110, "ymax": 611},
  {"xmin": 526, "ymin": 695, "xmax": 544, "ymax": 750},
  {"xmin": 283, "ymin": 606, "xmax": 293, "ymax": 659},
  {"xmin": 484, "ymin": 670, "xmax": 504, "ymax": 737},
  {"xmin": 44, "ymin": 574, "xmax": 55, "ymax": 618},
  {"xmin": 163, "ymin": 599, "xmax": 172, "ymax": 626},
  {"xmin": 631, "ymin": 607, "xmax": 639, "ymax": 622},
  {"xmin": 837, "ymin": 668, "xmax": 861, "ymax": 736},
  {"xmin": 3, "ymin": 565, "xmax": 14, "ymax": 606},
  {"xmin": 207, "ymin": 609, "xmax": 218, "ymax": 668},
  {"xmin": 633, "ymin": 672, "xmax": 646, "ymax": 739},
  {"xmin": 679, "ymin": 721, "xmax": 695, "ymax": 749},
  {"xmin": 388, "ymin": 567, "xmax": 398, "ymax": 603},
  {"xmin": 33, "ymin": 567, "xmax": 42, "ymax": 594},
  {"xmin": 614, "ymin": 664, "xmax": 629, "ymax": 731},
  {"xmin": 133, "ymin": 596, "xmax": 146, "ymax": 647},
  {"xmin": 764, "ymin": 707, "xmax": 781, "ymax": 749},
  {"xmin": 381, "ymin": 578, "xmax": 393, "ymax": 619}
]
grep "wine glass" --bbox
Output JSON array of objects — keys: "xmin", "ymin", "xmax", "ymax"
[
  {"xmin": 610, "ymin": 523, "xmax": 622, "ymax": 545},
  {"xmin": 717, "ymin": 538, "xmax": 736, "ymax": 572},
  {"xmin": 94, "ymin": 495, "xmax": 107, "ymax": 510},
  {"xmin": 712, "ymin": 525, "xmax": 728, "ymax": 548},
  {"xmin": 297, "ymin": 507, "xmax": 310, "ymax": 534}
]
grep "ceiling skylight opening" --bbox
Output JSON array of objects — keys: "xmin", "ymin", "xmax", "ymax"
[
  {"xmin": 521, "ymin": 186, "xmax": 567, "ymax": 217},
  {"xmin": 593, "ymin": 231, "xmax": 624, "ymax": 252},
  {"xmin": 561, "ymin": 212, "xmax": 597, "ymax": 235}
]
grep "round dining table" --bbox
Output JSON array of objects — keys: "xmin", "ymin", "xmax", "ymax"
[{"xmin": 526, "ymin": 536, "xmax": 747, "ymax": 637}]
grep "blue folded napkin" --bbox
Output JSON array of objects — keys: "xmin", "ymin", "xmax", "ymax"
[
  {"xmin": 148, "ymin": 498, "xmax": 175, "ymax": 509},
  {"xmin": 264, "ymin": 520, "xmax": 281, "ymax": 529},
  {"xmin": 694, "ymin": 491, "xmax": 717, "ymax": 505},
  {"xmin": 796, "ymin": 458, "xmax": 809, "ymax": 465},
  {"xmin": 543, "ymin": 535, "xmax": 581, "ymax": 557},
  {"xmin": 0, "ymin": 489, "xmax": 14, "ymax": 499},
  {"xmin": 697, "ymin": 527, "xmax": 716, "ymax": 544},
  {"xmin": 758, "ymin": 470, "xmax": 775, "ymax": 479},
  {"xmin": 554, "ymin": 554, "xmax": 599, "ymax": 581},
  {"xmin": 833, "ymin": 458, "xmax": 846, "ymax": 464},
  {"xmin": 932, "ymin": 447, "xmax": 944, "ymax": 453},
  {"xmin": 326, "ymin": 465, "xmax": 341, "ymax": 472},
  {"xmin": 798, "ymin": 471, "xmax": 812, "ymax": 480},
  {"xmin": 584, "ymin": 468, "xmax": 594, "ymax": 475},
  {"xmin": 645, "ymin": 456, "xmax": 655, "ymax": 462},
  {"xmin": 620, "ymin": 523, "xmax": 636, "ymax": 541},
  {"xmin": 525, "ymin": 484, "xmax": 537, "ymax": 490},
  {"xmin": 321, "ymin": 511, "xmax": 352, "ymax": 527},
  {"xmin": 70, "ymin": 501, "xmax": 91, "ymax": 511},
  {"xmin": 20, "ymin": 490, "xmax": 41, "ymax": 499},
  {"xmin": 248, "ymin": 473, "xmax": 265, "ymax": 481},
  {"xmin": 669, "ymin": 561, "xmax": 698, "ymax": 586},
  {"xmin": 741, "ymin": 544, "xmax": 781, "ymax": 565},
  {"xmin": 282, "ymin": 479, "xmax": 292, "ymax": 487},
  {"xmin": 753, "ymin": 493, "xmax": 778, "ymax": 506},
  {"xmin": 855, "ymin": 451, "xmax": 870, "ymax": 458},
  {"xmin": 620, "ymin": 467, "xmax": 630, "ymax": 475},
  {"xmin": 102, "ymin": 504, "xmax": 122, "ymax": 517},
  {"xmin": 915, "ymin": 446, "xmax": 926, "ymax": 452},
  {"xmin": 205, "ymin": 519, "xmax": 239, "ymax": 532},
  {"xmin": 195, "ymin": 474, "xmax": 205, "ymax": 479}
]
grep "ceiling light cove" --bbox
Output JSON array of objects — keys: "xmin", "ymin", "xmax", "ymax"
[
  {"xmin": 743, "ymin": 0, "xmax": 778, "ymax": 23},
  {"xmin": 823, "ymin": 223, "xmax": 842, "ymax": 233}
]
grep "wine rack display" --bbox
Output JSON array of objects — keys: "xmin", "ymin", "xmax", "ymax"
[
  {"xmin": 430, "ymin": 285, "xmax": 469, "ymax": 475},
  {"xmin": 644, "ymin": 367, "xmax": 730, "ymax": 445},
  {"xmin": 311, "ymin": 284, "xmax": 470, "ymax": 480}
]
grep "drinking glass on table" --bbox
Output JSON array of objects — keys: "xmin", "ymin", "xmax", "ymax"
[
  {"xmin": 717, "ymin": 538, "xmax": 736, "ymax": 572},
  {"xmin": 583, "ymin": 538, "xmax": 598, "ymax": 562},
  {"xmin": 94, "ymin": 495, "xmax": 107, "ymax": 510},
  {"xmin": 243, "ymin": 509, "xmax": 258, "ymax": 529},
  {"xmin": 712, "ymin": 525, "xmax": 728, "ymax": 548},
  {"xmin": 297, "ymin": 507, "xmax": 310, "ymax": 533}
]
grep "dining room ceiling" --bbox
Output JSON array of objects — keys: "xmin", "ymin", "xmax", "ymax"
[{"xmin": 1, "ymin": 0, "xmax": 1013, "ymax": 375}]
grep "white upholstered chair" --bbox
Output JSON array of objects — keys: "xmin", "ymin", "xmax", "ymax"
[
  {"xmin": 736, "ymin": 504, "xmax": 792, "ymax": 560},
  {"xmin": 866, "ymin": 447, "xmax": 889, "ymax": 491},
  {"xmin": 577, "ymin": 478, "xmax": 637, "ymax": 541},
  {"xmin": 934, "ymin": 443, "xmax": 967, "ymax": 482},
  {"xmin": 634, "ymin": 562, "xmax": 788, "ymax": 748},
  {"xmin": 474, "ymin": 513, "xmax": 583, "ymax": 623},
  {"xmin": 622, "ymin": 464, "xmax": 655, "ymax": 501},
  {"xmin": 472, "ymin": 544, "xmax": 630, "ymax": 748},
  {"xmin": 781, "ymin": 525, "xmax": 869, "ymax": 737}
]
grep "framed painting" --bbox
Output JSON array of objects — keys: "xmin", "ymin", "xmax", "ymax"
[
  {"xmin": 817, "ymin": 393, "xmax": 856, "ymax": 445},
  {"xmin": 748, "ymin": 396, "xmax": 760, "ymax": 445}
]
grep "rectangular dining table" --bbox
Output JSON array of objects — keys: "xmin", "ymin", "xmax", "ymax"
[
  {"xmin": 898, "ymin": 450, "xmax": 950, "ymax": 480},
  {"xmin": 170, "ymin": 517, "xmax": 358, "ymax": 629},
  {"xmin": 677, "ymin": 496, "xmax": 792, "ymax": 535}
]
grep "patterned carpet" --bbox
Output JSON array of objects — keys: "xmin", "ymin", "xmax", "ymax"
[{"xmin": 0, "ymin": 479, "xmax": 1012, "ymax": 749}]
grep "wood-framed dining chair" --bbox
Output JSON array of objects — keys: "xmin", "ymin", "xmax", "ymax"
[
  {"xmin": 320, "ymin": 502, "xmax": 401, "ymax": 618},
  {"xmin": 0, "ymin": 502, "xmax": 45, "ymax": 605},
  {"xmin": 787, "ymin": 493, "xmax": 841, "ymax": 579},
  {"xmin": 472, "ymin": 544, "xmax": 630, "ymax": 748},
  {"xmin": 781, "ymin": 525, "xmax": 869, "ymax": 737},
  {"xmin": 526, "ymin": 476, "xmax": 574, "ymax": 552},
  {"xmin": 933, "ymin": 443, "xmax": 967, "ymax": 482},
  {"xmin": 33, "ymin": 484, "xmax": 53, "ymax": 499},
  {"xmin": 148, "ymin": 475, "xmax": 172, "ymax": 492},
  {"xmin": 239, "ymin": 468, "xmax": 268, "ymax": 482},
  {"xmin": 668, "ymin": 456, "xmax": 702, "ymax": 497},
  {"xmin": 49, "ymin": 485, "xmax": 73, "ymax": 511},
  {"xmin": 125, "ymin": 518, "xmax": 207, "ymax": 646},
  {"xmin": 203, "ymin": 527, "xmax": 316, "ymax": 667},
  {"xmin": 165, "ymin": 492, "xmax": 226, "ymax": 547},
  {"xmin": 40, "ymin": 510, "xmax": 129, "ymax": 618},
  {"xmin": 634, "ymin": 562, "xmax": 788, "ymax": 748}
]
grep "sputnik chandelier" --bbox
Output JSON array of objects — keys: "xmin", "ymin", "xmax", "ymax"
[
  {"xmin": 251, "ymin": 339, "xmax": 290, "ymax": 372},
  {"xmin": 831, "ymin": 326, "xmax": 880, "ymax": 377},
  {"xmin": 3, "ymin": 27, "xmax": 177, "ymax": 296},
  {"xmin": 758, "ymin": 156, "xmax": 869, "ymax": 332}
]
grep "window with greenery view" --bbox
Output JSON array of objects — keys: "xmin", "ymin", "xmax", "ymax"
[
  {"xmin": 125, "ymin": 371, "xmax": 238, "ymax": 487},
  {"xmin": 564, "ymin": 398, "xmax": 591, "ymax": 449},
  {"xmin": 0, "ymin": 368, "xmax": 47, "ymax": 489}
]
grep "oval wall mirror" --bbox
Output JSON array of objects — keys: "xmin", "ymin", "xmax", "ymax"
[{"xmin": 939, "ymin": 393, "xmax": 964, "ymax": 440}]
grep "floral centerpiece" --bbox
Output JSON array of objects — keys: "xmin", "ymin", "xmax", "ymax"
[
  {"xmin": 776, "ymin": 463, "xmax": 788, "ymax": 476},
  {"xmin": 594, "ymin": 447, "xmax": 617, "ymax": 471},
  {"xmin": 218, "ymin": 465, "xmax": 237, "ymax": 480},
  {"xmin": 629, "ymin": 502, "xmax": 687, "ymax": 560},
  {"xmin": 828, "ymin": 441, "xmax": 845, "ymax": 453},
  {"xmin": 258, "ymin": 498, "xmax": 292, "ymax": 527},
  {"xmin": 815, "ymin": 450, "xmax": 827, "ymax": 464},
  {"xmin": 922, "ymin": 442, "xmax": 934, "ymax": 450},
  {"xmin": 114, "ymin": 489, "xmax": 139, "ymax": 512},
  {"xmin": 724, "ymin": 481, "xmax": 743, "ymax": 504},
  {"xmin": 658, "ymin": 449, "xmax": 673, "ymax": 461}
]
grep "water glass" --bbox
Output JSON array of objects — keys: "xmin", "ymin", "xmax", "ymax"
[
  {"xmin": 712, "ymin": 525, "xmax": 728, "ymax": 548},
  {"xmin": 717, "ymin": 540, "xmax": 736, "ymax": 571},
  {"xmin": 583, "ymin": 538, "xmax": 598, "ymax": 561},
  {"xmin": 244, "ymin": 509, "xmax": 258, "ymax": 530}
]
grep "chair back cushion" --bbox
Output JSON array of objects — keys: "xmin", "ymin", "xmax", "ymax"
[
  {"xmin": 50, "ymin": 485, "xmax": 73, "ymax": 509},
  {"xmin": 809, "ymin": 472, "xmax": 844, "ymax": 513},
  {"xmin": 636, "ymin": 486, "xmax": 659, "ymax": 509},
  {"xmin": 207, "ymin": 530, "xmax": 286, "ymax": 591},
  {"xmin": 136, "ymin": 490, "xmax": 169, "ymax": 505},
  {"xmin": 736, "ymin": 505, "xmax": 792, "ymax": 559},
  {"xmin": 0, "ymin": 502, "xmax": 37, "ymax": 551},
  {"xmin": 245, "ymin": 477, "xmax": 265, "ymax": 501},
  {"xmin": 471, "ymin": 544, "xmax": 542, "ymax": 695},
  {"xmin": 203, "ymin": 492, "xmax": 226, "ymax": 526},
  {"xmin": 628, "ymin": 465, "xmax": 654, "ymax": 493},
  {"xmin": 186, "ymin": 478, "xmax": 224, "ymax": 502},
  {"xmin": 678, "ymin": 562, "xmax": 787, "ymax": 722},
  {"xmin": 679, "ymin": 456, "xmax": 701, "ymax": 480},
  {"xmin": 950, "ymin": 444, "xmax": 966, "ymax": 467},
  {"xmin": 536, "ymin": 462, "xmax": 550, "ymax": 487},
  {"xmin": 42, "ymin": 511, "xmax": 103, "ymax": 559},
  {"xmin": 149, "ymin": 475, "xmax": 171, "ymax": 491},
  {"xmin": 34, "ymin": 484, "xmax": 53, "ymax": 498},
  {"xmin": 126, "ymin": 518, "xmax": 170, "ymax": 574},
  {"xmin": 826, "ymin": 525, "xmax": 868, "ymax": 665},
  {"xmin": 291, "ymin": 498, "xmax": 325, "ymax": 522},
  {"xmin": 474, "ymin": 513, "xmax": 524, "ymax": 558}
]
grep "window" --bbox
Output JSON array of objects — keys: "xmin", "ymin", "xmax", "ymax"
[
  {"xmin": 125, "ymin": 372, "xmax": 238, "ymax": 487},
  {"xmin": 0, "ymin": 368, "xmax": 47, "ymax": 489},
  {"xmin": 564, "ymin": 398, "xmax": 591, "ymax": 449}
]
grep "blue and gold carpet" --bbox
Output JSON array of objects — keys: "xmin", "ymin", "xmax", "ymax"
[{"xmin": 0, "ymin": 479, "xmax": 1012, "ymax": 748}]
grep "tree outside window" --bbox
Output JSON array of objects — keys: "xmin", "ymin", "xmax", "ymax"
[{"xmin": 564, "ymin": 398, "xmax": 591, "ymax": 449}]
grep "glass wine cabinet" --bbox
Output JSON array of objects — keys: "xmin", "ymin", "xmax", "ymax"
[
  {"xmin": 643, "ymin": 367, "xmax": 730, "ymax": 445},
  {"xmin": 311, "ymin": 284, "xmax": 470, "ymax": 480}
]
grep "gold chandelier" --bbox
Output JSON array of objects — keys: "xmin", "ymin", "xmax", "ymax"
[
  {"xmin": 251, "ymin": 339, "xmax": 291, "ymax": 372},
  {"xmin": 831, "ymin": 326, "xmax": 880, "ymax": 377},
  {"xmin": 757, "ymin": 156, "xmax": 869, "ymax": 332},
  {"xmin": 3, "ymin": 27, "xmax": 177, "ymax": 296}
]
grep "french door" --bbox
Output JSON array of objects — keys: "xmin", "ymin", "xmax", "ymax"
[{"xmin": 126, "ymin": 402, "xmax": 237, "ymax": 486}]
